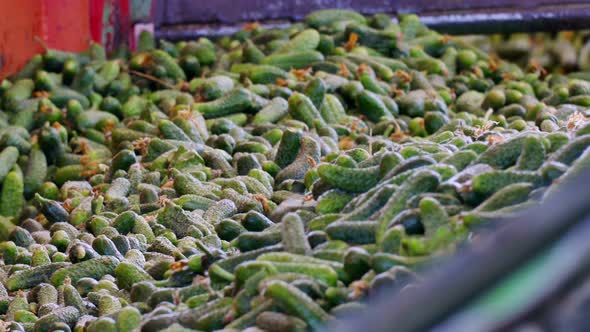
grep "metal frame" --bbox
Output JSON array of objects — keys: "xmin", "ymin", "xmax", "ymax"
[{"xmin": 153, "ymin": 0, "xmax": 590, "ymax": 40}]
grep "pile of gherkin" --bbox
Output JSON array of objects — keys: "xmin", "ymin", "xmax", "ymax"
[
  {"xmin": 465, "ymin": 30, "xmax": 590, "ymax": 73},
  {"xmin": 1, "ymin": 9, "xmax": 590, "ymax": 332}
]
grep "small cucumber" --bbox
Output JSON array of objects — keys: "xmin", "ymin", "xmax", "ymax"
[
  {"xmin": 262, "ymin": 51, "xmax": 325, "ymax": 70},
  {"xmin": 317, "ymin": 164, "xmax": 381, "ymax": 193},
  {"xmin": 193, "ymin": 88, "xmax": 260, "ymax": 119},
  {"xmin": 265, "ymin": 280, "xmax": 333, "ymax": 329},
  {"xmin": 0, "ymin": 169, "xmax": 24, "ymax": 217},
  {"xmin": 281, "ymin": 213, "xmax": 311, "ymax": 255},
  {"xmin": 50, "ymin": 256, "xmax": 120, "ymax": 286},
  {"xmin": 288, "ymin": 92, "xmax": 326, "ymax": 128}
]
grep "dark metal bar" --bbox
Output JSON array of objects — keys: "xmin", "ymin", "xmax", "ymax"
[
  {"xmin": 154, "ymin": 0, "xmax": 590, "ymax": 37},
  {"xmin": 422, "ymin": 5, "xmax": 590, "ymax": 34},
  {"xmin": 328, "ymin": 168, "xmax": 590, "ymax": 332},
  {"xmin": 153, "ymin": 0, "xmax": 590, "ymax": 26}
]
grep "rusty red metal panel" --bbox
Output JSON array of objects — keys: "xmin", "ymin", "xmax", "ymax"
[
  {"xmin": 0, "ymin": 0, "xmax": 92, "ymax": 79},
  {"xmin": 0, "ymin": 0, "xmax": 41, "ymax": 78},
  {"xmin": 45, "ymin": 0, "xmax": 92, "ymax": 51}
]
